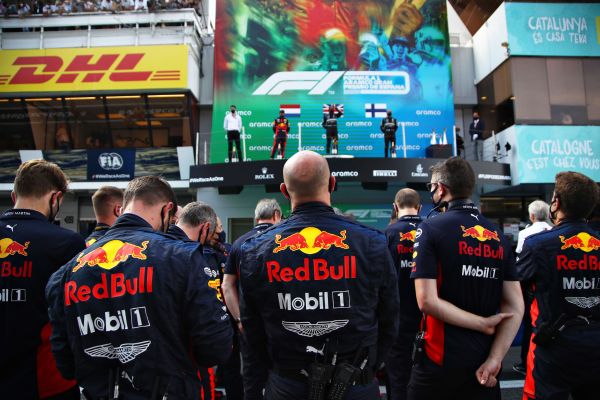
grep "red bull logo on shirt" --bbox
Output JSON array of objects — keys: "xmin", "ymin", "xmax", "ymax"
[
  {"xmin": 0, "ymin": 238, "xmax": 32, "ymax": 279},
  {"xmin": 559, "ymin": 232, "xmax": 600, "ymax": 252},
  {"xmin": 73, "ymin": 240, "xmax": 149, "ymax": 273},
  {"xmin": 397, "ymin": 230, "xmax": 417, "ymax": 255},
  {"xmin": 460, "ymin": 225, "xmax": 500, "ymax": 242},
  {"xmin": 0, "ymin": 238, "xmax": 29, "ymax": 258},
  {"xmin": 273, "ymin": 227, "xmax": 349, "ymax": 254}
]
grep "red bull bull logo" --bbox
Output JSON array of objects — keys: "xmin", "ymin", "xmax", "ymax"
[
  {"xmin": 460, "ymin": 225, "xmax": 500, "ymax": 242},
  {"xmin": 73, "ymin": 240, "xmax": 148, "ymax": 273},
  {"xmin": 560, "ymin": 232, "xmax": 600, "ymax": 253},
  {"xmin": 273, "ymin": 227, "xmax": 349, "ymax": 254},
  {"xmin": 397, "ymin": 230, "xmax": 417, "ymax": 255},
  {"xmin": 399, "ymin": 230, "xmax": 417, "ymax": 242},
  {"xmin": 0, "ymin": 238, "xmax": 29, "ymax": 258}
]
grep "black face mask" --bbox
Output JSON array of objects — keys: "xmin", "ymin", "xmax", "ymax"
[
  {"xmin": 197, "ymin": 224, "xmax": 207, "ymax": 245},
  {"xmin": 48, "ymin": 192, "xmax": 60, "ymax": 223},
  {"xmin": 549, "ymin": 196, "xmax": 559, "ymax": 223},
  {"xmin": 230, "ymin": 109, "xmax": 236, "ymax": 114},
  {"xmin": 217, "ymin": 231, "xmax": 226, "ymax": 243},
  {"xmin": 159, "ymin": 205, "xmax": 172, "ymax": 233},
  {"xmin": 387, "ymin": 112, "xmax": 392, "ymax": 117}
]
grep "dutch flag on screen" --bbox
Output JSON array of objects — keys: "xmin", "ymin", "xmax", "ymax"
[
  {"xmin": 365, "ymin": 103, "xmax": 387, "ymax": 118},
  {"xmin": 280, "ymin": 104, "xmax": 301, "ymax": 117}
]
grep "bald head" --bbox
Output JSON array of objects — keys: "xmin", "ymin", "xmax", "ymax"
[{"xmin": 282, "ymin": 151, "xmax": 332, "ymax": 205}]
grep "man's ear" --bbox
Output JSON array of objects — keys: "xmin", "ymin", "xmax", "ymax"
[
  {"xmin": 10, "ymin": 191, "xmax": 16, "ymax": 204},
  {"xmin": 280, "ymin": 183, "xmax": 290, "ymax": 199},
  {"xmin": 393, "ymin": 203, "xmax": 399, "ymax": 214},
  {"xmin": 328, "ymin": 176, "xmax": 336, "ymax": 193},
  {"xmin": 417, "ymin": 204, "xmax": 422, "ymax": 214}
]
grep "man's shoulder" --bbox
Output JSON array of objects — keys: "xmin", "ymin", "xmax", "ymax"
[{"xmin": 523, "ymin": 226, "xmax": 556, "ymax": 248}]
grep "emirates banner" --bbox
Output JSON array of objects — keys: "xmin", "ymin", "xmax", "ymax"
[{"xmin": 212, "ymin": 0, "xmax": 454, "ymax": 162}]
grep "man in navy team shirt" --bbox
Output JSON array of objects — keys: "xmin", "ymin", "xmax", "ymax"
[
  {"xmin": 518, "ymin": 172, "xmax": 600, "ymax": 400},
  {"xmin": 222, "ymin": 198, "xmax": 282, "ymax": 399},
  {"xmin": 385, "ymin": 188, "xmax": 422, "ymax": 400},
  {"xmin": 409, "ymin": 157, "xmax": 524, "ymax": 400},
  {"xmin": 0, "ymin": 159, "xmax": 85, "ymax": 399}
]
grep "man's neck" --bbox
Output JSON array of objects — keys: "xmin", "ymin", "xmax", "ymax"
[
  {"xmin": 122, "ymin": 201, "xmax": 161, "ymax": 231},
  {"xmin": 96, "ymin": 217, "xmax": 116, "ymax": 227}
]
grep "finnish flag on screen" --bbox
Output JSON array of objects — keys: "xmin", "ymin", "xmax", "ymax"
[{"xmin": 365, "ymin": 103, "xmax": 387, "ymax": 118}]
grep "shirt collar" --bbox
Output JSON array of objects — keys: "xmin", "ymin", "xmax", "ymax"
[
  {"xmin": 1, "ymin": 209, "xmax": 48, "ymax": 222},
  {"xmin": 292, "ymin": 202, "xmax": 335, "ymax": 216}
]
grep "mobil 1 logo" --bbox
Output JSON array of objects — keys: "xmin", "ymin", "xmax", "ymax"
[
  {"xmin": 77, "ymin": 306, "xmax": 151, "ymax": 336},
  {"xmin": 278, "ymin": 290, "xmax": 351, "ymax": 311}
]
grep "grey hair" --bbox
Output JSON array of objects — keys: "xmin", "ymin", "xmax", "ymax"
[
  {"xmin": 179, "ymin": 201, "xmax": 218, "ymax": 236},
  {"xmin": 255, "ymin": 198, "xmax": 281, "ymax": 221},
  {"xmin": 528, "ymin": 200, "xmax": 549, "ymax": 222}
]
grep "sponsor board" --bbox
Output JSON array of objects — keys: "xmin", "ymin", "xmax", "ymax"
[{"xmin": 0, "ymin": 45, "xmax": 187, "ymax": 93}]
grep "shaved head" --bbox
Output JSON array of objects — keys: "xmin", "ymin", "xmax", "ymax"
[{"xmin": 282, "ymin": 151, "xmax": 332, "ymax": 204}]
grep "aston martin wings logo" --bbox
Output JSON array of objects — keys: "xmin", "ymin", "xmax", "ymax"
[
  {"xmin": 282, "ymin": 320, "xmax": 348, "ymax": 337},
  {"xmin": 84, "ymin": 340, "xmax": 151, "ymax": 363},
  {"xmin": 565, "ymin": 296, "xmax": 600, "ymax": 309}
]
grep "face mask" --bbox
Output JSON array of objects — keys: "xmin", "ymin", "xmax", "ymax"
[
  {"xmin": 159, "ymin": 205, "xmax": 171, "ymax": 233},
  {"xmin": 387, "ymin": 112, "xmax": 392, "ymax": 117},
  {"xmin": 429, "ymin": 185, "xmax": 441, "ymax": 207},
  {"xmin": 217, "ymin": 231, "xmax": 226, "ymax": 243},
  {"xmin": 230, "ymin": 109, "xmax": 235, "ymax": 114},
  {"xmin": 549, "ymin": 197, "xmax": 559, "ymax": 223},
  {"xmin": 48, "ymin": 193, "xmax": 60, "ymax": 222}
]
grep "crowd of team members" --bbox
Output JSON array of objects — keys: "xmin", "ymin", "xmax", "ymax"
[{"xmin": 0, "ymin": 154, "xmax": 599, "ymax": 400}]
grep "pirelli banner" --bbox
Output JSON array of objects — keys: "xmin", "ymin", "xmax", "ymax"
[
  {"xmin": 0, "ymin": 45, "xmax": 188, "ymax": 93},
  {"xmin": 189, "ymin": 158, "xmax": 512, "ymax": 188}
]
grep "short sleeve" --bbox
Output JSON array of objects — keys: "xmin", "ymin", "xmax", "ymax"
[{"xmin": 516, "ymin": 238, "xmax": 538, "ymax": 282}]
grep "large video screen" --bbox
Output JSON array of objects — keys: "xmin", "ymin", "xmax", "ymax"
[{"xmin": 212, "ymin": 0, "xmax": 454, "ymax": 163}]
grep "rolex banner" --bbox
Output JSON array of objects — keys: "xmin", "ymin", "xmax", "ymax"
[{"xmin": 212, "ymin": 0, "xmax": 454, "ymax": 162}]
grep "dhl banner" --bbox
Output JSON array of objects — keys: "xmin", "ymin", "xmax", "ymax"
[{"xmin": 0, "ymin": 45, "xmax": 188, "ymax": 93}]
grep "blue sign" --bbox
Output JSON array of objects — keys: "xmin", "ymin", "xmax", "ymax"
[
  {"xmin": 505, "ymin": 3, "xmax": 600, "ymax": 57},
  {"xmin": 515, "ymin": 126, "xmax": 600, "ymax": 184},
  {"xmin": 87, "ymin": 149, "xmax": 136, "ymax": 181}
]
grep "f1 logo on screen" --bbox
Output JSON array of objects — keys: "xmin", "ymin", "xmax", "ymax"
[{"xmin": 253, "ymin": 71, "xmax": 410, "ymax": 96}]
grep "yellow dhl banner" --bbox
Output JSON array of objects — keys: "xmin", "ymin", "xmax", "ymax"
[{"xmin": 0, "ymin": 45, "xmax": 188, "ymax": 93}]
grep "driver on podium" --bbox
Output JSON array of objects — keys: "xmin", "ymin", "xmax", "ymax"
[
  {"xmin": 322, "ymin": 104, "xmax": 342, "ymax": 155},
  {"xmin": 271, "ymin": 110, "xmax": 290, "ymax": 159}
]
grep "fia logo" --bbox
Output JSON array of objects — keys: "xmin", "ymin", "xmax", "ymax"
[{"xmin": 98, "ymin": 153, "xmax": 123, "ymax": 171}]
